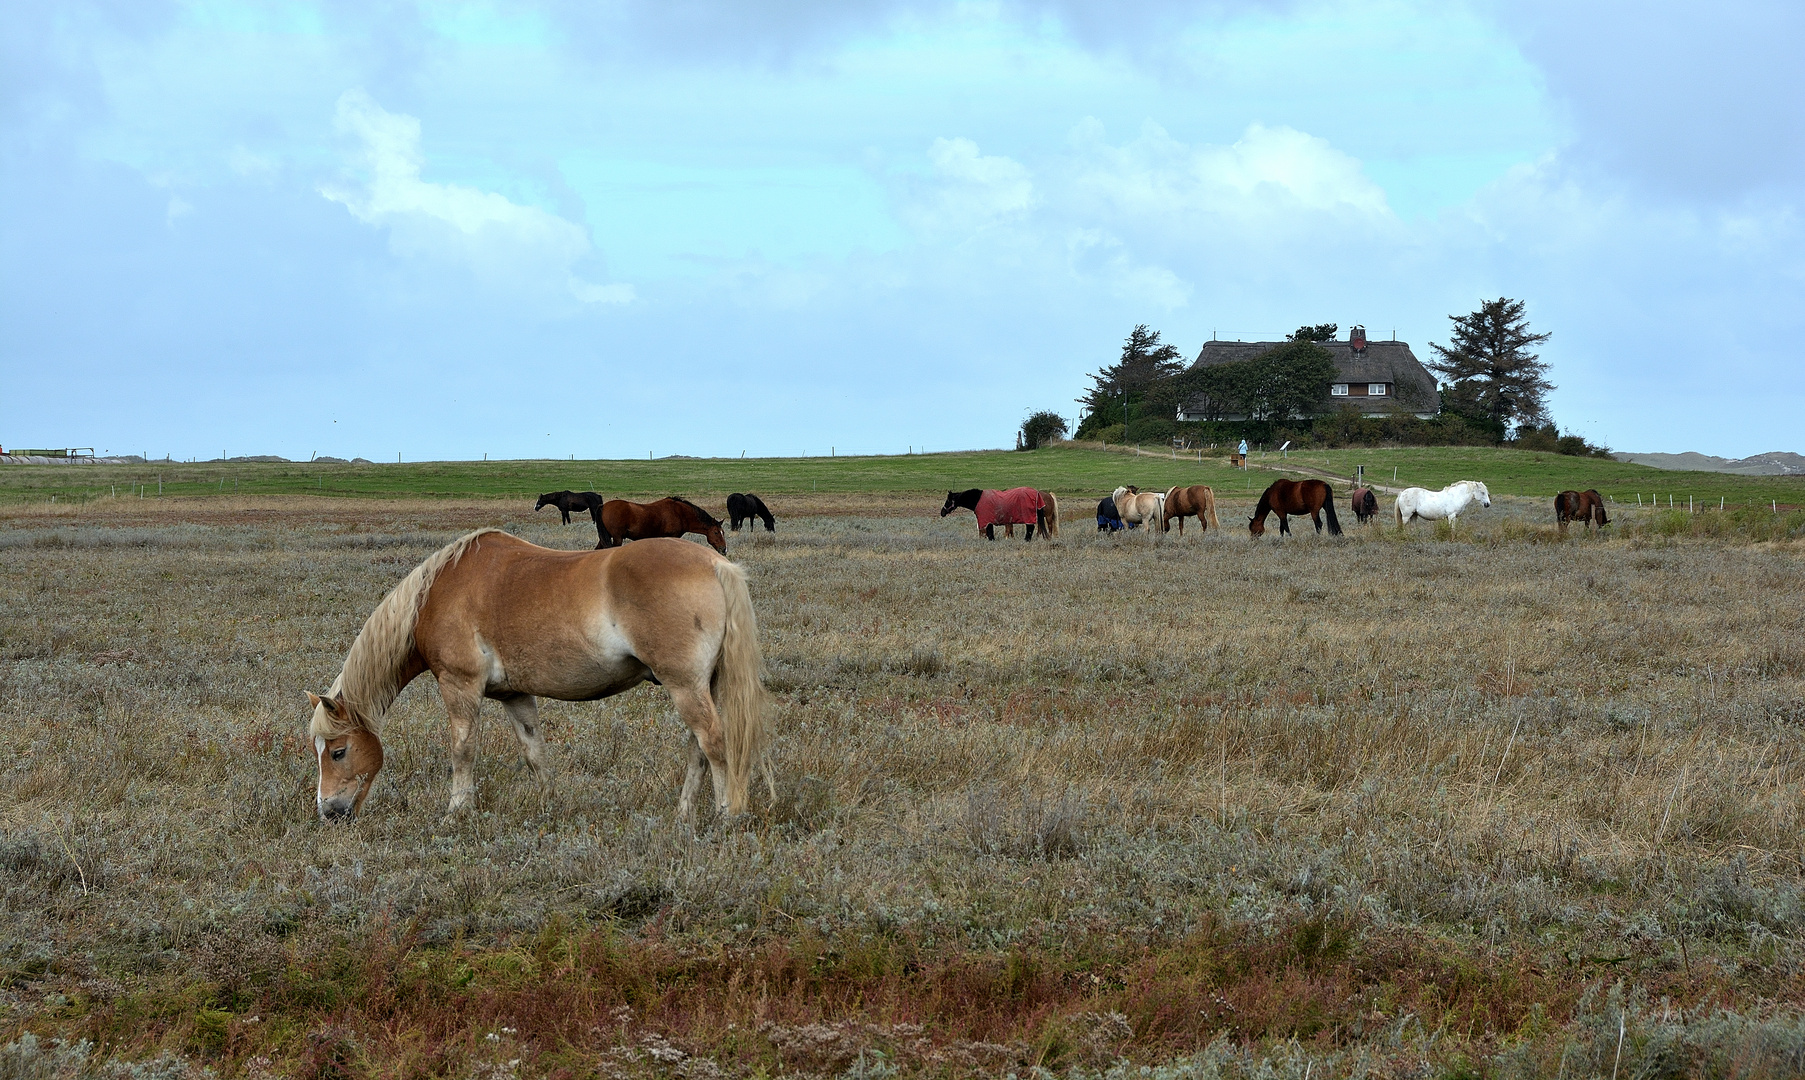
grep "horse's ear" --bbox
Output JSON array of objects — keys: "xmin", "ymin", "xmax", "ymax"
[{"xmin": 309, "ymin": 692, "xmax": 348, "ymax": 721}]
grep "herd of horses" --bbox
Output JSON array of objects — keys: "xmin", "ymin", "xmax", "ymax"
[
  {"xmin": 311, "ymin": 475, "xmax": 1614, "ymax": 823},
  {"xmin": 534, "ymin": 489, "xmax": 775, "ymax": 554},
  {"xmin": 940, "ymin": 477, "xmax": 1609, "ymax": 540}
]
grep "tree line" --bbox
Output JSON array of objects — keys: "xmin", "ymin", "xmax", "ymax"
[{"xmin": 1019, "ymin": 298, "xmax": 1603, "ymax": 454}]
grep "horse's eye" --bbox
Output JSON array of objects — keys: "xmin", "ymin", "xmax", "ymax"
[{"xmin": 331, "ymin": 746, "xmax": 348, "ymax": 761}]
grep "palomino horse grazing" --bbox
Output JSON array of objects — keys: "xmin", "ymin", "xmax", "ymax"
[
  {"xmin": 1350, "ymin": 487, "xmax": 1379, "ymax": 524},
  {"xmin": 1112, "ymin": 487, "xmax": 1165, "ymax": 534},
  {"xmin": 1395, "ymin": 480, "xmax": 1491, "ymax": 532},
  {"xmin": 1161, "ymin": 485, "xmax": 1220, "ymax": 536},
  {"xmin": 307, "ymin": 531, "xmax": 769, "ymax": 823},
  {"xmin": 940, "ymin": 488, "xmax": 1054, "ymax": 541},
  {"xmin": 1249, "ymin": 478, "xmax": 1342, "ymax": 537},
  {"xmin": 599, "ymin": 497, "xmax": 727, "ymax": 554},
  {"xmin": 727, "ymin": 492, "xmax": 776, "ymax": 533},
  {"xmin": 1555, "ymin": 489, "xmax": 1610, "ymax": 533}
]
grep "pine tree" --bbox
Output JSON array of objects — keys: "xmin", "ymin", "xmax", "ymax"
[
  {"xmin": 1288, "ymin": 323, "xmax": 1338, "ymax": 342},
  {"xmin": 1426, "ymin": 298, "xmax": 1553, "ymax": 430},
  {"xmin": 1075, "ymin": 325, "xmax": 1185, "ymax": 435}
]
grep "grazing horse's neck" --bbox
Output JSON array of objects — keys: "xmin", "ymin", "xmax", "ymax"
[{"xmin": 328, "ymin": 528, "xmax": 495, "ymax": 732}]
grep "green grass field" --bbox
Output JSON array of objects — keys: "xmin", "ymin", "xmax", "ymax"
[{"xmin": 2, "ymin": 444, "xmax": 1800, "ymax": 508}]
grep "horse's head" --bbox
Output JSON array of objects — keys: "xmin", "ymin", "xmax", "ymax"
[
  {"xmin": 1471, "ymin": 481, "xmax": 1492, "ymax": 508},
  {"xmin": 308, "ymin": 692, "xmax": 383, "ymax": 822},
  {"xmin": 1248, "ymin": 514, "xmax": 1266, "ymax": 537},
  {"xmin": 703, "ymin": 522, "xmax": 728, "ymax": 554},
  {"xmin": 534, "ymin": 492, "xmax": 556, "ymax": 511},
  {"xmin": 940, "ymin": 491, "xmax": 958, "ymax": 517}
]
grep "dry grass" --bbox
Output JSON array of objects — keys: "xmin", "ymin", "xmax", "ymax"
[{"xmin": 2, "ymin": 494, "xmax": 1803, "ymax": 1078}]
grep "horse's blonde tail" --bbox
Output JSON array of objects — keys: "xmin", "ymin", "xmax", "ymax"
[
  {"xmin": 711, "ymin": 559, "xmax": 769, "ymax": 815},
  {"xmin": 1044, "ymin": 491, "xmax": 1059, "ymax": 538},
  {"xmin": 1203, "ymin": 487, "xmax": 1219, "ymax": 530}
]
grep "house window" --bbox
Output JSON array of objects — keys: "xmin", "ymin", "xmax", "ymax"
[
  {"xmin": 1368, "ymin": 383, "xmax": 1387, "ymax": 396},
  {"xmin": 1331, "ymin": 384, "xmax": 1348, "ymax": 396}
]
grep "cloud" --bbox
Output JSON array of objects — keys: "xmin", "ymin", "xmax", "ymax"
[
  {"xmin": 1069, "ymin": 120, "xmax": 1392, "ymax": 227},
  {"xmin": 320, "ymin": 89, "xmax": 631, "ymax": 304},
  {"xmin": 1490, "ymin": 0, "xmax": 1805, "ymax": 199},
  {"xmin": 904, "ymin": 136, "xmax": 1035, "ymax": 234}
]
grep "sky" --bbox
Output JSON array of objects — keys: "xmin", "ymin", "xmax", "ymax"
[{"xmin": 3, "ymin": 0, "xmax": 1802, "ymax": 461}]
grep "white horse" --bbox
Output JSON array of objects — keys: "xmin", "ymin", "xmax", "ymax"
[
  {"xmin": 1112, "ymin": 487, "xmax": 1165, "ymax": 534},
  {"xmin": 1395, "ymin": 480, "xmax": 1491, "ymax": 530}
]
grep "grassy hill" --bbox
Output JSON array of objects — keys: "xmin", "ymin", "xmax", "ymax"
[{"xmin": 2, "ymin": 444, "xmax": 1801, "ymax": 508}]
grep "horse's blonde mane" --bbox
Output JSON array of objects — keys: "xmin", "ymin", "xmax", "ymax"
[{"xmin": 311, "ymin": 528, "xmax": 502, "ymax": 739}]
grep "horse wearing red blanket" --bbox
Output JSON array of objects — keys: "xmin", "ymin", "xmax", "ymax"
[{"xmin": 940, "ymin": 487, "xmax": 1056, "ymax": 541}]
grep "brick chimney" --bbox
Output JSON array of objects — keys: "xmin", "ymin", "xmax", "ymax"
[{"xmin": 1350, "ymin": 325, "xmax": 1367, "ymax": 352}]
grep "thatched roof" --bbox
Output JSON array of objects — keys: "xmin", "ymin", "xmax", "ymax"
[{"xmin": 1179, "ymin": 337, "xmax": 1440, "ymax": 419}]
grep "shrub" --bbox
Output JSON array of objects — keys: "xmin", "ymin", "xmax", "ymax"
[{"xmin": 1019, "ymin": 411, "xmax": 1070, "ymax": 450}]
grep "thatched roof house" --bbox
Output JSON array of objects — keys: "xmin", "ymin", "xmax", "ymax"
[{"xmin": 1176, "ymin": 326, "xmax": 1440, "ymax": 421}]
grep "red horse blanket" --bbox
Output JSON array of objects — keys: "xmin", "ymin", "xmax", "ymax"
[{"xmin": 976, "ymin": 487, "xmax": 1044, "ymax": 531}]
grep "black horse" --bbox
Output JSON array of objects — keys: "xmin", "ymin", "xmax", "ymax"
[
  {"xmin": 940, "ymin": 487, "xmax": 1048, "ymax": 542},
  {"xmin": 536, "ymin": 490, "xmax": 602, "ymax": 524},
  {"xmin": 727, "ymin": 492, "xmax": 776, "ymax": 533},
  {"xmin": 535, "ymin": 490, "xmax": 613, "ymax": 547},
  {"xmin": 1096, "ymin": 494, "xmax": 1125, "ymax": 532}
]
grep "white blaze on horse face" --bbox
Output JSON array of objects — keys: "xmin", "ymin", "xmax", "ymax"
[{"xmin": 315, "ymin": 736, "xmax": 326, "ymax": 814}]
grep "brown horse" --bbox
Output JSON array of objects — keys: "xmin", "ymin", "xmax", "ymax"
[
  {"xmin": 308, "ymin": 531, "xmax": 769, "ymax": 822},
  {"xmin": 1161, "ymin": 485, "xmax": 1220, "ymax": 535},
  {"xmin": 1249, "ymin": 478, "xmax": 1342, "ymax": 537},
  {"xmin": 599, "ymin": 497, "xmax": 727, "ymax": 554},
  {"xmin": 1350, "ymin": 487, "xmax": 1379, "ymax": 524},
  {"xmin": 1555, "ymin": 489, "xmax": 1610, "ymax": 533}
]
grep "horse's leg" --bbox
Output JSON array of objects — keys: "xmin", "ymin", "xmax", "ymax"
[
  {"xmin": 498, "ymin": 693, "xmax": 549, "ymax": 781},
  {"xmin": 667, "ymin": 683, "xmax": 729, "ymax": 820},
  {"xmin": 439, "ymin": 677, "xmax": 485, "ymax": 814},
  {"xmin": 676, "ymin": 730, "xmax": 709, "ymax": 825},
  {"xmin": 984, "ymin": 524, "xmax": 996, "ymax": 541},
  {"xmin": 1312, "ymin": 508, "xmax": 1323, "ymax": 534}
]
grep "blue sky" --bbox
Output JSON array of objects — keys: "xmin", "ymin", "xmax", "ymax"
[{"xmin": 4, "ymin": 0, "xmax": 1802, "ymax": 460}]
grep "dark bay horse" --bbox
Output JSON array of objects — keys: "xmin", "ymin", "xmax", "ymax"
[
  {"xmin": 599, "ymin": 497, "xmax": 727, "ymax": 554},
  {"xmin": 1350, "ymin": 487, "xmax": 1379, "ymax": 524},
  {"xmin": 1555, "ymin": 489, "xmax": 1610, "ymax": 533},
  {"xmin": 727, "ymin": 493, "xmax": 776, "ymax": 533},
  {"xmin": 941, "ymin": 488, "xmax": 1053, "ymax": 541},
  {"xmin": 536, "ymin": 490, "xmax": 602, "ymax": 525},
  {"xmin": 1249, "ymin": 478, "xmax": 1342, "ymax": 537},
  {"xmin": 537, "ymin": 490, "xmax": 614, "ymax": 547}
]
